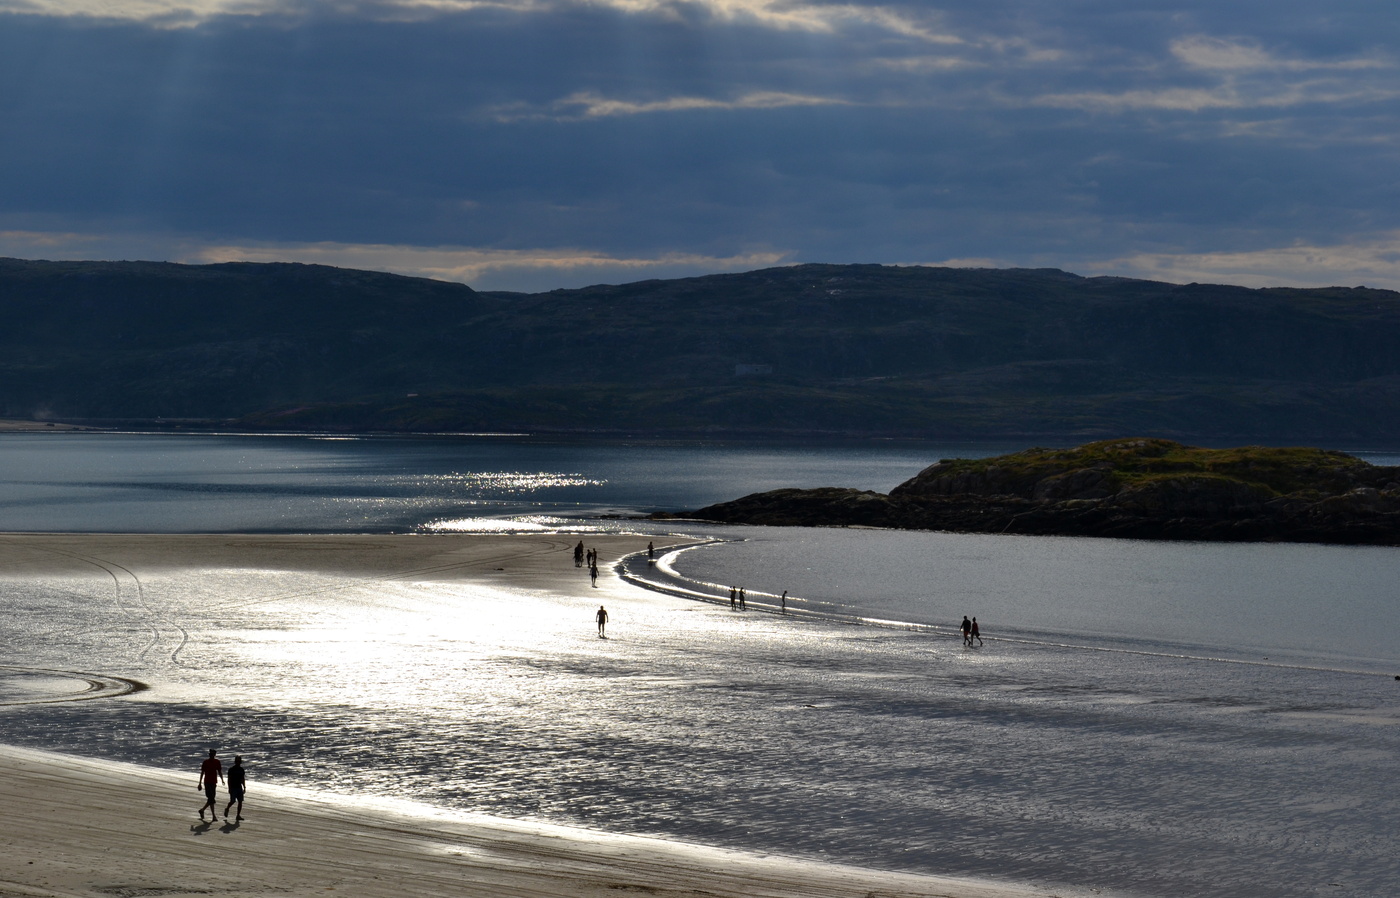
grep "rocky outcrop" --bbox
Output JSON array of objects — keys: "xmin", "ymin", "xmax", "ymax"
[{"xmin": 655, "ymin": 439, "xmax": 1400, "ymax": 545}]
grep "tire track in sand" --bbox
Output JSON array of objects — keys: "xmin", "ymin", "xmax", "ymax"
[
  {"xmin": 0, "ymin": 665, "xmax": 147, "ymax": 706},
  {"xmin": 0, "ymin": 541, "xmax": 184, "ymax": 666}
]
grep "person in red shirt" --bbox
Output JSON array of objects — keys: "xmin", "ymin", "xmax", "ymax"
[{"xmin": 197, "ymin": 749, "xmax": 224, "ymax": 822}]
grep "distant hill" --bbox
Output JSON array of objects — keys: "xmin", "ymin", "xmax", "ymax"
[{"xmin": 5, "ymin": 257, "xmax": 1400, "ymax": 440}]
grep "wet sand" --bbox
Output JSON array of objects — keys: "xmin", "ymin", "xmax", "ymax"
[{"xmin": 0, "ymin": 533, "xmax": 1088, "ymax": 898}]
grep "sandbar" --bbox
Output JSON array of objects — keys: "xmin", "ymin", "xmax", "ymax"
[{"xmin": 0, "ymin": 533, "xmax": 1089, "ymax": 898}]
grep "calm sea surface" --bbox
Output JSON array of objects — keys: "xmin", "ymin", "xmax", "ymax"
[
  {"xmin": 0, "ymin": 431, "xmax": 976, "ymax": 532},
  {"xmin": 1, "ymin": 433, "xmax": 1398, "ymax": 898}
]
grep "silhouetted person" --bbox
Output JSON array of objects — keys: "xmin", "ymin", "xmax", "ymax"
[
  {"xmin": 223, "ymin": 755, "xmax": 246, "ymax": 821},
  {"xmin": 730, "ymin": 587, "xmax": 737, "ymax": 610},
  {"xmin": 589, "ymin": 562, "xmax": 599, "ymax": 587},
  {"xmin": 739, "ymin": 588, "xmax": 746, "ymax": 611},
  {"xmin": 960, "ymin": 616, "xmax": 972, "ymax": 646},
  {"xmin": 596, "ymin": 605, "xmax": 609, "ymax": 637},
  {"xmin": 647, "ymin": 541, "xmax": 655, "ymax": 562},
  {"xmin": 781, "ymin": 590, "xmax": 787, "ymax": 613},
  {"xmin": 196, "ymin": 749, "xmax": 223, "ymax": 821},
  {"xmin": 574, "ymin": 541, "xmax": 585, "ymax": 568},
  {"xmin": 971, "ymin": 617, "xmax": 983, "ymax": 646}
]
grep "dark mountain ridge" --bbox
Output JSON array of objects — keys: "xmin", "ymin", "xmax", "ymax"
[{"xmin": 4, "ymin": 257, "xmax": 1400, "ymax": 439}]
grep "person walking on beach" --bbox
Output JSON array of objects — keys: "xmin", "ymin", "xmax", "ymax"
[
  {"xmin": 574, "ymin": 541, "xmax": 585, "ymax": 568},
  {"xmin": 960, "ymin": 615, "xmax": 973, "ymax": 646},
  {"xmin": 647, "ymin": 541, "xmax": 655, "ymax": 562},
  {"xmin": 196, "ymin": 749, "xmax": 223, "ymax": 821},
  {"xmin": 781, "ymin": 590, "xmax": 787, "ymax": 613},
  {"xmin": 589, "ymin": 561, "xmax": 599, "ymax": 587},
  {"xmin": 970, "ymin": 617, "xmax": 983, "ymax": 646},
  {"xmin": 730, "ymin": 586, "xmax": 737, "ymax": 610},
  {"xmin": 223, "ymin": 755, "xmax": 246, "ymax": 822},
  {"xmin": 738, "ymin": 588, "xmax": 746, "ymax": 611},
  {"xmin": 596, "ymin": 605, "xmax": 609, "ymax": 637}
]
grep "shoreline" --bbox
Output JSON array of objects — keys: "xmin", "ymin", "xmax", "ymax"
[
  {"xmin": 0, "ymin": 741, "xmax": 1067, "ymax": 898},
  {"xmin": 0, "ymin": 532, "xmax": 1091, "ymax": 898}
]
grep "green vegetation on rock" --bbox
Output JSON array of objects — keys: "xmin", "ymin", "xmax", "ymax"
[
  {"xmin": 893, "ymin": 439, "xmax": 1377, "ymax": 500},
  {"xmin": 664, "ymin": 439, "xmax": 1400, "ymax": 545}
]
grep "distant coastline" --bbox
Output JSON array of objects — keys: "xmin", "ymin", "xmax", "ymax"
[
  {"xmin": 656, "ymin": 438, "xmax": 1400, "ymax": 546},
  {"xmin": 0, "ymin": 417, "xmax": 92, "ymax": 432}
]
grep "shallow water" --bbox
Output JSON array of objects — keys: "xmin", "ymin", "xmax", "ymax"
[
  {"xmin": 0, "ymin": 539, "xmax": 1397, "ymax": 898},
  {"xmin": 654, "ymin": 527, "xmax": 1400, "ymax": 673},
  {"xmin": 2, "ymin": 434, "xmax": 1399, "ymax": 897}
]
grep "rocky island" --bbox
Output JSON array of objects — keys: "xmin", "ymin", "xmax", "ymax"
[{"xmin": 658, "ymin": 439, "xmax": 1400, "ymax": 545}]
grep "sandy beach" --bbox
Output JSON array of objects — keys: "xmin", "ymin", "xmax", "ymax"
[
  {"xmin": 0, "ymin": 742, "xmax": 1049, "ymax": 898},
  {"xmin": 0, "ymin": 533, "xmax": 1070, "ymax": 898}
]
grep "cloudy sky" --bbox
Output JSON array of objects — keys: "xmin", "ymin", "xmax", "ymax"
[{"xmin": 3, "ymin": 0, "xmax": 1400, "ymax": 292}]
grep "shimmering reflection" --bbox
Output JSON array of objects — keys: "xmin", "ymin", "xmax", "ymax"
[
  {"xmin": 0, "ymin": 432, "xmax": 979, "ymax": 531},
  {"xmin": 0, "ymin": 553, "xmax": 1396, "ymax": 898},
  {"xmin": 406, "ymin": 471, "xmax": 604, "ymax": 492},
  {"xmin": 428, "ymin": 515, "xmax": 613, "ymax": 533}
]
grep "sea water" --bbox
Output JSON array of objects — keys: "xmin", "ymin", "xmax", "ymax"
[
  {"xmin": 0, "ymin": 433, "xmax": 1398, "ymax": 898},
  {"xmin": 0, "ymin": 431, "xmax": 973, "ymax": 531},
  {"xmin": 652, "ymin": 527, "xmax": 1400, "ymax": 672}
]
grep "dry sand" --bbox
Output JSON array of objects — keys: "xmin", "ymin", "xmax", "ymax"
[{"xmin": 0, "ymin": 533, "xmax": 1079, "ymax": 898}]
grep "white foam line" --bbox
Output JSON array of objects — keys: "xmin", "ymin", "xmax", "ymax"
[{"xmin": 624, "ymin": 541, "xmax": 937, "ymax": 628}]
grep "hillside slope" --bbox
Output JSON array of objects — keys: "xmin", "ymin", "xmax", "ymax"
[{"xmin": 5, "ymin": 258, "xmax": 1400, "ymax": 439}]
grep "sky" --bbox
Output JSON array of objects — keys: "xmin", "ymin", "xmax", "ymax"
[{"xmin": 3, "ymin": 1, "xmax": 1400, "ymax": 293}]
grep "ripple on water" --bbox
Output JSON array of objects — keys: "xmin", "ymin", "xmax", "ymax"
[{"xmin": 0, "ymin": 565, "xmax": 1397, "ymax": 898}]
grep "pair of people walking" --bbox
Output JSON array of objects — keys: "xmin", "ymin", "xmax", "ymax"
[
  {"xmin": 728, "ymin": 586, "xmax": 746, "ymax": 611},
  {"xmin": 196, "ymin": 749, "xmax": 246, "ymax": 822},
  {"xmin": 960, "ymin": 615, "xmax": 983, "ymax": 646}
]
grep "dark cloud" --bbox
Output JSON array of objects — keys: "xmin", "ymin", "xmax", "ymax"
[{"xmin": 3, "ymin": 1, "xmax": 1400, "ymax": 289}]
